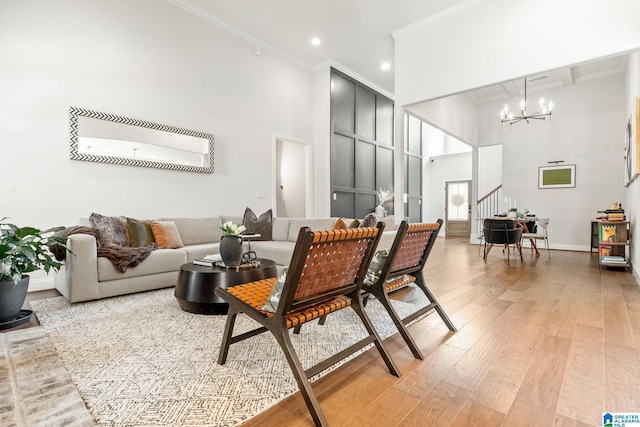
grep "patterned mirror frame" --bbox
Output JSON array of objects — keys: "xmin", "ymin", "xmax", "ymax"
[{"xmin": 69, "ymin": 107, "xmax": 215, "ymax": 174}]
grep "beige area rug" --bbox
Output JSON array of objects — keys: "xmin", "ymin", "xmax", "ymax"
[{"xmin": 30, "ymin": 288, "xmax": 425, "ymax": 427}]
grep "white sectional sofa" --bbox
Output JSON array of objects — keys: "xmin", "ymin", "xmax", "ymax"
[{"xmin": 54, "ymin": 215, "xmax": 397, "ymax": 303}]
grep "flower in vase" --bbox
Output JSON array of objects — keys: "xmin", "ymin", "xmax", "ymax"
[
  {"xmin": 376, "ymin": 188, "xmax": 393, "ymax": 205},
  {"xmin": 220, "ymin": 221, "xmax": 246, "ymax": 236}
]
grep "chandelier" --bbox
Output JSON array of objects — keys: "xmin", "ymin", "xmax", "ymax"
[{"xmin": 500, "ymin": 78, "xmax": 553, "ymax": 126}]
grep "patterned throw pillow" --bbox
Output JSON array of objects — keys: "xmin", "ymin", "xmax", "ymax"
[
  {"xmin": 89, "ymin": 213, "xmax": 129, "ymax": 247},
  {"xmin": 262, "ymin": 267, "xmax": 288, "ymax": 313},
  {"xmin": 361, "ymin": 213, "xmax": 379, "ymax": 228},
  {"xmin": 348, "ymin": 219, "xmax": 361, "ymax": 228},
  {"xmin": 150, "ymin": 220, "xmax": 184, "ymax": 249},
  {"xmin": 365, "ymin": 249, "xmax": 389, "ymax": 284}
]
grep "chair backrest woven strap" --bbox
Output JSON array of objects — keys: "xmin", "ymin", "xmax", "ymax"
[
  {"xmin": 294, "ymin": 227, "xmax": 378, "ymax": 301},
  {"xmin": 390, "ymin": 229, "xmax": 432, "ymax": 272}
]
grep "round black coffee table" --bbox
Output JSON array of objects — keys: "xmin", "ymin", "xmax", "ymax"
[{"xmin": 175, "ymin": 258, "xmax": 277, "ymax": 314}]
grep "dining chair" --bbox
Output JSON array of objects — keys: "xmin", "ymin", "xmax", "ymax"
[
  {"xmin": 522, "ymin": 217, "xmax": 551, "ymax": 260},
  {"xmin": 214, "ymin": 223, "xmax": 400, "ymax": 427},
  {"xmin": 483, "ymin": 218, "xmax": 524, "ymax": 265}
]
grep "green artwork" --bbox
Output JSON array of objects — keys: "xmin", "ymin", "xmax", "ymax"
[{"xmin": 542, "ymin": 168, "xmax": 572, "ymax": 185}]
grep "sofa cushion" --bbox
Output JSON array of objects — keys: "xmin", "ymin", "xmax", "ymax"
[
  {"xmin": 126, "ymin": 217, "xmax": 155, "ymax": 247},
  {"xmin": 252, "ymin": 241, "xmax": 296, "ymax": 267},
  {"xmin": 181, "ymin": 243, "xmax": 221, "ymax": 262},
  {"xmin": 150, "ymin": 221, "xmax": 184, "ymax": 249},
  {"xmin": 98, "ymin": 248, "xmax": 187, "ymax": 282},
  {"xmin": 379, "ymin": 216, "xmax": 396, "ymax": 231},
  {"xmin": 287, "ymin": 218, "xmax": 336, "ymax": 242},
  {"xmin": 272, "ymin": 218, "xmax": 290, "ymax": 241},
  {"xmin": 161, "ymin": 217, "xmax": 222, "ymax": 246},
  {"xmin": 242, "ymin": 208, "xmax": 272, "ymax": 241},
  {"xmin": 220, "ymin": 215, "xmax": 243, "ymax": 225},
  {"xmin": 90, "ymin": 213, "xmax": 129, "ymax": 247}
]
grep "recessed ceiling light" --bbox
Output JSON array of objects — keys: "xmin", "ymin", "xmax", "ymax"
[
  {"xmin": 311, "ymin": 37, "xmax": 321, "ymax": 46},
  {"xmin": 381, "ymin": 62, "xmax": 391, "ymax": 71}
]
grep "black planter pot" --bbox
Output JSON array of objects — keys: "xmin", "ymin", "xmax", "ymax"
[
  {"xmin": 0, "ymin": 276, "xmax": 31, "ymax": 326},
  {"xmin": 220, "ymin": 235, "xmax": 243, "ymax": 267}
]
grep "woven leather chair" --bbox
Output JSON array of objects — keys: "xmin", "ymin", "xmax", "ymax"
[
  {"xmin": 483, "ymin": 218, "xmax": 524, "ymax": 265},
  {"xmin": 215, "ymin": 223, "xmax": 400, "ymax": 427},
  {"xmin": 364, "ymin": 219, "xmax": 456, "ymax": 360}
]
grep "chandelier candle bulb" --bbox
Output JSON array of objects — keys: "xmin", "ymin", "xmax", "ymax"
[{"xmin": 500, "ymin": 78, "xmax": 554, "ymax": 126}]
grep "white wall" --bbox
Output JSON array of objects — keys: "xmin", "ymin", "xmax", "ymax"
[
  {"xmin": 424, "ymin": 152, "xmax": 472, "ymax": 235},
  {"xmin": 407, "ymin": 93, "xmax": 478, "ymax": 145},
  {"xmin": 0, "ymin": 0, "xmax": 313, "ymax": 226},
  {"xmin": 478, "ymin": 145, "xmax": 502, "ymax": 197},
  {"xmin": 0, "ymin": 0, "xmax": 314, "ymax": 289},
  {"xmin": 477, "ymin": 73, "xmax": 626, "ymax": 251},
  {"xmin": 312, "ymin": 65, "xmax": 332, "ymax": 217},
  {"xmin": 624, "ymin": 51, "xmax": 640, "ymax": 282},
  {"xmin": 395, "ymin": 0, "xmax": 640, "ymax": 105}
]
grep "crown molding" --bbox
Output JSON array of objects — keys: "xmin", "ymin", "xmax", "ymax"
[
  {"xmin": 392, "ymin": 0, "xmax": 490, "ymax": 39},
  {"xmin": 165, "ymin": 0, "xmax": 313, "ymax": 71}
]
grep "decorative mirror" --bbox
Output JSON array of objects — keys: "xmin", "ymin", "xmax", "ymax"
[{"xmin": 69, "ymin": 107, "xmax": 214, "ymax": 173}]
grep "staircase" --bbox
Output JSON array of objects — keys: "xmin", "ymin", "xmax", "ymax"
[{"xmin": 476, "ymin": 185, "xmax": 502, "ymax": 245}]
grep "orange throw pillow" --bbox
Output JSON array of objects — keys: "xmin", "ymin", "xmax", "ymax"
[
  {"xmin": 333, "ymin": 218, "xmax": 347, "ymax": 229},
  {"xmin": 150, "ymin": 220, "xmax": 184, "ymax": 249}
]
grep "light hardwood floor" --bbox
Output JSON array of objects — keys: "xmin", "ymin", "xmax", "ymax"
[
  {"xmin": 240, "ymin": 237, "xmax": 640, "ymax": 427},
  {"xmin": 12, "ymin": 237, "xmax": 640, "ymax": 426}
]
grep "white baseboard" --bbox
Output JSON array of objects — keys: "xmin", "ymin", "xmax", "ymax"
[{"xmin": 27, "ymin": 276, "xmax": 55, "ymax": 292}]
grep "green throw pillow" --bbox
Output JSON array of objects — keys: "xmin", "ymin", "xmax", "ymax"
[
  {"xmin": 365, "ymin": 249, "xmax": 388, "ymax": 284},
  {"xmin": 262, "ymin": 267, "xmax": 288, "ymax": 313},
  {"xmin": 126, "ymin": 217, "xmax": 155, "ymax": 247}
]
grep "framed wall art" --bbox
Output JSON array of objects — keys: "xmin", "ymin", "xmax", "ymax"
[
  {"xmin": 625, "ymin": 115, "xmax": 632, "ymax": 186},
  {"xmin": 538, "ymin": 164, "xmax": 576, "ymax": 189},
  {"xmin": 625, "ymin": 97, "xmax": 640, "ymax": 186}
]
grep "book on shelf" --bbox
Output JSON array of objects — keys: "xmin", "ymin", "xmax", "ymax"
[
  {"xmin": 600, "ymin": 225, "xmax": 617, "ymax": 243},
  {"xmin": 599, "ymin": 246, "xmax": 611, "ymax": 258},
  {"xmin": 606, "ymin": 213, "xmax": 625, "ymax": 221},
  {"xmin": 601, "ymin": 255, "xmax": 626, "ymax": 263}
]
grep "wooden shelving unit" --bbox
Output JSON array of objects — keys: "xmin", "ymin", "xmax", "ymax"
[{"xmin": 597, "ymin": 220, "xmax": 631, "ymax": 270}]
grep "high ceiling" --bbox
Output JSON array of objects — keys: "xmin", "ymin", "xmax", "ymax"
[
  {"xmin": 465, "ymin": 54, "xmax": 629, "ymax": 105},
  {"xmin": 169, "ymin": 0, "xmax": 630, "ymax": 102},
  {"xmin": 169, "ymin": 0, "xmax": 474, "ymax": 94}
]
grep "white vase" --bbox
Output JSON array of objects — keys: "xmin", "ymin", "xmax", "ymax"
[{"xmin": 375, "ymin": 205, "xmax": 385, "ymax": 217}]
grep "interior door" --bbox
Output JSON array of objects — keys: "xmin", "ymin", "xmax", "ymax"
[
  {"xmin": 445, "ymin": 180, "xmax": 471, "ymax": 237},
  {"xmin": 276, "ymin": 138, "xmax": 307, "ymax": 218}
]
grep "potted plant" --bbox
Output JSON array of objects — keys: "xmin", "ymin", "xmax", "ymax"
[{"xmin": 0, "ymin": 218, "xmax": 67, "ymax": 328}]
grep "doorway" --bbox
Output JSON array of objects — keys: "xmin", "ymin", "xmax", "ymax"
[
  {"xmin": 275, "ymin": 138, "xmax": 310, "ymax": 218},
  {"xmin": 445, "ymin": 180, "xmax": 471, "ymax": 237}
]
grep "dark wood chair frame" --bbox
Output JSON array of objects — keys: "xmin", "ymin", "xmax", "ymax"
[
  {"xmin": 483, "ymin": 218, "xmax": 524, "ymax": 265},
  {"xmin": 215, "ymin": 223, "xmax": 400, "ymax": 427},
  {"xmin": 364, "ymin": 219, "xmax": 456, "ymax": 360}
]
